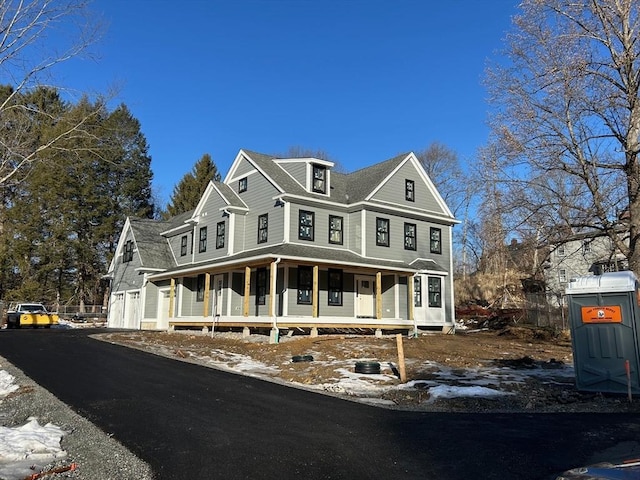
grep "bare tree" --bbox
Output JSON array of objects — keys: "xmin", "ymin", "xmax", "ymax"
[
  {"xmin": 0, "ymin": 0, "xmax": 101, "ymax": 185},
  {"xmin": 486, "ymin": 0, "xmax": 640, "ymax": 274}
]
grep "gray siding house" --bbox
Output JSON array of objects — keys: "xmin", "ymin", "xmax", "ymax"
[
  {"xmin": 544, "ymin": 230, "xmax": 629, "ymax": 306},
  {"xmin": 105, "ymin": 149, "xmax": 458, "ymax": 334}
]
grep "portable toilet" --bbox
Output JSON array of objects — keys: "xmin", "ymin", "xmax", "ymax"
[{"xmin": 566, "ymin": 271, "xmax": 640, "ymax": 394}]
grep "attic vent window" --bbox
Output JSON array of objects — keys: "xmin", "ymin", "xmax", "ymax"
[
  {"xmin": 123, "ymin": 240, "xmax": 134, "ymax": 263},
  {"xmin": 405, "ymin": 179, "xmax": 415, "ymax": 202},
  {"xmin": 238, "ymin": 177, "xmax": 247, "ymax": 193},
  {"xmin": 312, "ymin": 164, "xmax": 326, "ymax": 193}
]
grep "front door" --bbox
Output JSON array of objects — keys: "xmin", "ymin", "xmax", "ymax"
[
  {"xmin": 356, "ymin": 276, "xmax": 375, "ymax": 317},
  {"xmin": 213, "ymin": 274, "xmax": 224, "ymax": 316},
  {"xmin": 158, "ymin": 289, "xmax": 171, "ymax": 330}
]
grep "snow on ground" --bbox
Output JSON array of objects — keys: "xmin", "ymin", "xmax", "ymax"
[{"xmin": 0, "ymin": 370, "xmax": 68, "ymax": 480}]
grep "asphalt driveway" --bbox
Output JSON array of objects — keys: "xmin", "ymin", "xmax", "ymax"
[{"xmin": 1, "ymin": 328, "xmax": 639, "ymax": 480}]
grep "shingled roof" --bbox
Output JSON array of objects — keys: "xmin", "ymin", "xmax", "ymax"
[
  {"xmin": 129, "ymin": 218, "xmax": 175, "ymax": 271},
  {"xmin": 241, "ymin": 149, "xmax": 409, "ymax": 205}
]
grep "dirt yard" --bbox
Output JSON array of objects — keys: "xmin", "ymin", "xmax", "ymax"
[{"xmin": 98, "ymin": 326, "xmax": 640, "ymax": 413}]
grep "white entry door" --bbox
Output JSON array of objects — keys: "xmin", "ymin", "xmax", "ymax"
[
  {"xmin": 213, "ymin": 274, "xmax": 224, "ymax": 316},
  {"xmin": 158, "ymin": 289, "xmax": 171, "ymax": 330},
  {"xmin": 356, "ymin": 276, "xmax": 375, "ymax": 317}
]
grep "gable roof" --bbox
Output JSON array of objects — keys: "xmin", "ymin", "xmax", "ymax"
[{"xmin": 129, "ymin": 218, "xmax": 175, "ymax": 271}]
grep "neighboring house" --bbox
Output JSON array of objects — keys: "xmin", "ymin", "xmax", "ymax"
[
  {"xmin": 543, "ymin": 230, "xmax": 628, "ymax": 305},
  {"xmin": 105, "ymin": 149, "xmax": 458, "ymax": 335}
]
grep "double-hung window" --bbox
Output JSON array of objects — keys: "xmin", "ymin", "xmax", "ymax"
[
  {"xmin": 196, "ymin": 274, "xmax": 205, "ymax": 302},
  {"xmin": 428, "ymin": 277, "xmax": 442, "ymax": 308},
  {"xmin": 328, "ymin": 269, "xmax": 343, "ymax": 306},
  {"xmin": 329, "ymin": 215, "xmax": 343, "ymax": 245},
  {"xmin": 376, "ymin": 218, "xmax": 390, "ymax": 247},
  {"xmin": 258, "ymin": 214, "xmax": 268, "ymax": 244},
  {"xmin": 256, "ymin": 268, "xmax": 267, "ymax": 305},
  {"xmin": 180, "ymin": 235, "xmax": 188, "ymax": 256},
  {"xmin": 312, "ymin": 165, "xmax": 326, "ymax": 193},
  {"xmin": 216, "ymin": 221, "xmax": 225, "ymax": 249},
  {"xmin": 299, "ymin": 210, "xmax": 314, "ymax": 241},
  {"xmin": 430, "ymin": 227, "xmax": 441, "ymax": 254},
  {"xmin": 238, "ymin": 177, "xmax": 247, "ymax": 193},
  {"xmin": 297, "ymin": 266, "xmax": 313, "ymax": 305},
  {"xmin": 199, "ymin": 226, "xmax": 207, "ymax": 253},
  {"xmin": 414, "ymin": 277, "xmax": 422, "ymax": 307},
  {"xmin": 404, "ymin": 223, "xmax": 416, "ymax": 250}
]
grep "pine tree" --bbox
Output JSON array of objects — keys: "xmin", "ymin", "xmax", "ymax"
[{"xmin": 164, "ymin": 154, "xmax": 221, "ymax": 218}]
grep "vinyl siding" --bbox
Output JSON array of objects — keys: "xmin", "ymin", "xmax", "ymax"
[
  {"xmin": 169, "ymin": 231, "xmax": 194, "ymax": 266},
  {"xmin": 289, "ymin": 203, "xmax": 350, "ymax": 249},
  {"xmin": 192, "ymin": 190, "xmax": 232, "ymax": 263},
  {"xmin": 348, "ymin": 211, "xmax": 362, "ymax": 255},
  {"xmin": 364, "ymin": 210, "xmax": 451, "ymax": 266},
  {"xmin": 278, "ymin": 161, "xmax": 307, "ymax": 189},
  {"xmin": 398, "ymin": 276, "xmax": 408, "ymax": 319},
  {"xmin": 143, "ymin": 281, "xmax": 159, "ymax": 319},
  {"xmin": 112, "ymin": 230, "xmax": 144, "ymax": 292},
  {"xmin": 369, "ymin": 160, "xmax": 446, "ymax": 215},
  {"xmin": 231, "ymin": 157, "xmax": 256, "ymax": 179}
]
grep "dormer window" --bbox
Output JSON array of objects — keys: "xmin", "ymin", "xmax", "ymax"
[{"xmin": 312, "ymin": 164, "xmax": 326, "ymax": 193}]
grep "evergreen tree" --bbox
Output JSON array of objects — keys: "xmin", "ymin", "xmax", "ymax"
[{"xmin": 164, "ymin": 154, "xmax": 221, "ymax": 218}]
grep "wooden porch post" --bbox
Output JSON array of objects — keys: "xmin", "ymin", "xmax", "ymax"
[
  {"xmin": 169, "ymin": 278, "xmax": 175, "ymax": 318},
  {"xmin": 408, "ymin": 275, "xmax": 415, "ymax": 321},
  {"xmin": 376, "ymin": 271, "xmax": 382, "ymax": 319},
  {"xmin": 269, "ymin": 261, "xmax": 277, "ymax": 317},
  {"xmin": 312, "ymin": 265, "xmax": 319, "ymax": 318},
  {"xmin": 243, "ymin": 266, "xmax": 251, "ymax": 317},
  {"xmin": 203, "ymin": 273, "xmax": 211, "ymax": 317}
]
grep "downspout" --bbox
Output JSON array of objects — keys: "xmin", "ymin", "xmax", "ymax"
[{"xmin": 270, "ymin": 257, "xmax": 282, "ymax": 344}]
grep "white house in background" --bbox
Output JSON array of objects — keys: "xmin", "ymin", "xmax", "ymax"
[{"xmin": 105, "ymin": 149, "xmax": 459, "ymax": 336}]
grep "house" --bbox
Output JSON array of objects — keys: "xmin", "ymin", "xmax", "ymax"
[
  {"xmin": 105, "ymin": 149, "xmax": 459, "ymax": 337},
  {"xmin": 543, "ymin": 229, "xmax": 628, "ymax": 305}
]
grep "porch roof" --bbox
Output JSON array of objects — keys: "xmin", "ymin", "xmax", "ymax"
[{"xmin": 147, "ymin": 243, "xmax": 447, "ymax": 280}]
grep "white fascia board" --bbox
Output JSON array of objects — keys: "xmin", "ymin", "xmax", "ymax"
[
  {"xmin": 108, "ymin": 217, "xmax": 132, "ymax": 273},
  {"xmin": 226, "ymin": 150, "xmax": 285, "ymax": 194},
  {"xmin": 274, "ymin": 157, "xmax": 335, "ymax": 168}
]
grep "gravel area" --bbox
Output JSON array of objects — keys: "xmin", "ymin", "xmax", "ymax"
[{"xmin": 0, "ymin": 355, "xmax": 154, "ymax": 480}]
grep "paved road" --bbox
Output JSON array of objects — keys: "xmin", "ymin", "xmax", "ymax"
[{"xmin": 1, "ymin": 329, "xmax": 639, "ymax": 480}]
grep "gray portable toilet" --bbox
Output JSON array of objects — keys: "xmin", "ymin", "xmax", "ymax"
[{"xmin": 566, "ymin": 271, "xmax": 640, "ymax": 394}]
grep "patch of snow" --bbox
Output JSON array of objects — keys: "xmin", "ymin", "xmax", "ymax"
[
  {"xmin": 0, "ymin": 371, "xmax": 68, "ymax": 480},
  {"xmin": 427, "ymin": 385, "xmax": 514, "ymax": 401}
]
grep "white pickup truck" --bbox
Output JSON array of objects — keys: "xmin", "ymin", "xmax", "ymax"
[{"xmin": 5, "ymin": 303, "xmax": 59, "ymax": 329}]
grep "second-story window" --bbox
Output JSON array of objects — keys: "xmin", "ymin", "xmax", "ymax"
[
  {"xmin": 430, "ymin": 227, "xmax": 442, "ymax": 254},
  {"xmin": 199, "ymin": 226, "xmax": 207, "ymax": 253},
  {"xmin": 297, "ymin": 266, "xmax": 312, "ymax": 305},
  {"xmin": 583, "ymin": 240, "xmax": 591, "ymax": 254},
  {"xmin": 238, "ymin": 177, "xmax": 247, "ymax": 193},
  {"xmin": 405, "ymin": 179, "xmax": 415, "ymax": 202},
  {"xmin": 376, "ymin": 217, "xmax": 389, "ymax": 247},
  {"xmin": 559, "ymin": 269, "xmax": 567, "ymax": 283},
  {"xmin": 299, "ymin": 210, "xmax": 314, "ymax": 241},
  {"xmin": 258, "ymin": 214, "xmax": 268, "ymax": 244},
  {"xmin": 180, "ymin": 235, "xmax": 188, "ymax": 256},
  {"xmin": 404, "ymin": 223, "xmax": 416, "ymax": 250},
  {"xmin": 123, "ymin": 240, "xmax": 134, "ymax": 263},
  {"xmin": 216, "ymin": 221, "xmax": 225, "ymax": 249},
  {"xmin": 312, "ymin": 164, "xmax": 326, "ymax": 193},
  {"xmin": 557, "ymin": 245, "xmax": 566, "ymax": 256},
  {"xmin": 329, "ymin": 215, "xmax": 343, "ymax": 244}
]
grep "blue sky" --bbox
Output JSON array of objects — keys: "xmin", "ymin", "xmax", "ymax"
[{"xmin": 58, "ymin": 0, "xmax": 519, "ymax": 205}]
